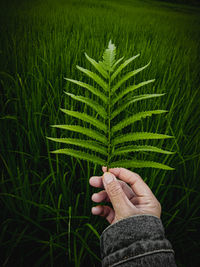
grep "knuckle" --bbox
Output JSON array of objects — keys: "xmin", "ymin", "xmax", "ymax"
[
  {"xmin": 119, "ymin": 167, "xmax": 126, "ymax": 176},
  {"xmin": 154, "ymin": 198, "xmax": 162, "ymax": 213},
  {"xmin": 108, "ymin": 182, "xmax": 122, "ymax": 197},
  {"xmin": 135, "ymin": 173, "xmax": 142, "ymax": 179},
  {"xmin": 157, "ymin": 201, "xmax": 162, "ymax": 211},
  {"xmin": 119, "ymin": 180, "xmax": 126, "ymax": 188}
]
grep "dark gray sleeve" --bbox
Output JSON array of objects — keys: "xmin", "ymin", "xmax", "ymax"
[{"xmin": 100, "ymin": 214, "xmax": 177, "ymax": 267}]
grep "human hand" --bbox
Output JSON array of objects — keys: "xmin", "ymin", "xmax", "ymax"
[{"xmin": 89, "ymin": 167, "xmax": 161, "ymax": 224}]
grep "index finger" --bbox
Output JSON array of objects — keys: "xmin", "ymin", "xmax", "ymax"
[{"xmin": 106, "ymin": 167, "xmax": 153, "ymax": 196}]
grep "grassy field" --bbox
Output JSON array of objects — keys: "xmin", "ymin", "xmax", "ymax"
[{"xmin": 0, "ymin": 0, "xmax": 200, "ymax": 266}]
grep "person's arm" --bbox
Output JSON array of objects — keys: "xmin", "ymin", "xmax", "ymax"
[
  {"xmin": 100, "ymin": 215, "xmax": 176, "ymax": 267},
  {"xmin": 89, "ymin": 167, "xmax": 177, "ymax": 267}
]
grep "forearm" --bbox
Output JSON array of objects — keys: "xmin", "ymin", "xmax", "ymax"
[{"xmin": 100, "ymin": 215, "xmax": 177, "ymax": 267}]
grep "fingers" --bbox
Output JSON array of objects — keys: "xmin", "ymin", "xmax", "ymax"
[
  {"xmin": 102, "ymin": 172, "xmax": 137, "ymax": 218},
  {"xmin": 91, "ymin": 167, "xmax": 161, "ymax": 222},
  {"xmin": 107, "ymin": 167, "xmax": 152, "ymax": 196},
  {"xmin": 91, "ymin": 205, "xmax": 115, "ymax": 224},
  {"xmin": 91, "ymin": 190, "xmax": 110, "ymax": 203},
  {"xmin": 90, "ymin": 176, "xmax": 135, "ymax": 199},
  {"xmin": 89, "ymin": 176, "xmax": 104, "ymax": 189}
]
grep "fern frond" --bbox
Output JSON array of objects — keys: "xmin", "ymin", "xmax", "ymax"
[
  {"xmin": 109, "ymin": 159, "xmax": 174, "ymax": 170},
  {"xmin": 49, "ymin": 41, "xmax": 175, "ymax": 171},
  {"xmin": 111, "ymin": 110, "xmax": 168, "ymax": 134},
  {"xmin": 111, "ymin": 61, "xmax": 151, "ymax": 94},
  {"xmin": 113, "ymin": 132, "xmax": 173, "ymax": 145},
  {"xmin": 51, "ymin": 125, "xmax": 107, "ymax": 144},
  {"xmin": 112, "ymin": 79, "xmax": 155, "ymax": 106},
  {"xmin": 111, "ymin": 54, "xmax": 140, "ymax": 82},
  {"xmin": 60, "ymin": 109, "xmax": 107, "ymax": 133},
  {"xmin": 64, "ymin": 78, "xmax": 107, "ymax": 103},
  {"xmin": 111, "ymin": 94, "xmax": 165, "ymax": 119},
  {"xmin": 85, "ymin": 52, "xmax": 109, "ymax": 79},
  {"xmin": 100, "ymin": 40, "xmax": 116, "ymax": 72},
  {"xmin": 47, "ymin": 137, "xmax": 107, "ymax": 156},
  {"xmin": 64, "ymin": 92, "xmax": 107, "ymax": 119},
  {"xmin": 51, "ymin": 148, "xmax": 106, "ymax": 166},
  {"xmin": 76, "ymin": 66, "xmax": 108, "ymax": 91},
  {"xmin": 112, "ymin": 145, "xmax": 175, "ymax": 156},
  {"xmin": 112, "ymin": 56, "xmax": 124, "ymax": 70}
]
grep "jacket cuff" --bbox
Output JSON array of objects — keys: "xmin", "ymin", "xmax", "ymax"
[{"xmin": 100, "ymin": 215, "xmax": 174, "ymax": 266}]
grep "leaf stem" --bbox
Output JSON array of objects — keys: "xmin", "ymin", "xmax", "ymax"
[{"xmin": 107, "ymin": 71, "xmax": 111, "ymax": 171}]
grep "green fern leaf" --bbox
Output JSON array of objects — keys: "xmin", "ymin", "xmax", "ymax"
[
  {"xmin": 48, "ymin": 41, "xmax": 175, "ymax": 171},
  {"xmin": 111, "ymin": 110, "xmax": 168, "ymax": 134},
  {"xmin": 47, "ymin": 137, "xmax": 107, "ymax": 156},
  {"xmin": 65, "ymin": 78, "xmax": 107, "ymax": 103},
  {"xmin": 113, "ymin": 145, "xmax": 175, "ymax": 156},
  {"xmin": 64, "ymin": 92, "xmax": 107, "ymax": 119},
  {"xmin": 51, "ymin": 148, "xmax": 106, "ymax": 166},
  {"xmin": 60, "ymin": 109, "xmax": 107, "ymax": 133},
  {"xmin": 51, "ymin": 125, "xmax": 107, "ymax": 144},
  {"xmin": 111, "ymin": 54, "xmax": 140, "ymax": 82},
  {"xmin": 112, "ymin": 79, "xmax": 155, "ymax": 106},
  {"xmin": 76, "ymin": 66, "xmax": 108, "ymax": 91},
  {"xmin": 85, "ymin": 52, "xmax": 109, "ymax": 79},
  {"xmin": 112, "ymin": 56, "xmax": 124, "ymax": 70},
  {"xmin": 111, "ymin": 62, "xmax": 150, "ymax": 94},
  {"xmin": 113, "ymin": 132, "xmax": 173, "ymax": 145},
  {"xmin": 100, "ymin": 40, "xmax": 116, "ymax": 72},
  {"xmin": 111, "ymin": 94, "xmax": 165, "ymax": 119},
  {"xmin": 109, "ymin": 159, "xmax": 174, "ymax": 170}
]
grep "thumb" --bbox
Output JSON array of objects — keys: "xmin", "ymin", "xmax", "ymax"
[{"xmin": 103, "ymin": 172, "xmax": 135, "ymax": 219}]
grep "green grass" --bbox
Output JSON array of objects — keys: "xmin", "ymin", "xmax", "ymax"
[{"xmin": 0, "ymin": 0, "xmax": 200, "ymax": 266}]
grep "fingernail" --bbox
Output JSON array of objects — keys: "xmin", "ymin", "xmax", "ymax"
[
  {"xmin": 92, "ymin": 207, "xmax": 98, "ymax": 212},
  {"xmin": 103, "ymin": 172, "xmax": 114, "ymax": 184},
  {"xmin": 91, "ymin": 193, "xmax": 97, "ymax": 201},
  {"xmin": 91, "ymin": 206, "xmax": 100, "ymax": 215}
]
